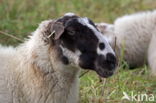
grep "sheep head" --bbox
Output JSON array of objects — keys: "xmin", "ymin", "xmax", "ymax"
[{"xmin": 45, "ymin": 13, "xmax": 117, "ymax": 78}]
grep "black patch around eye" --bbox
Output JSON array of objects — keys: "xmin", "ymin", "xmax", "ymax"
[
  {"xmin": 58, "ymin": 17, "xmax": 99, "ymax": 55},
  {"xmin": 68, "ymin": 30, "xmax": 75, "ymax": 35},
  {"xmin": 99, "ymin": 43, "xmax": 105, "ymax": 50},
  {"xmin": 61, "ymin": 56, "xmax": 69, "ymax": 65},
  {"xmin": 60, "ymin": 33, "xmax": 76, "ymax": 52}
]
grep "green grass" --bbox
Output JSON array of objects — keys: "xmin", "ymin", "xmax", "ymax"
[
  {"xmin": 1, "ymin": 0, "xmax": 156, "ymax": 45},
  {"xmin": 80, "ymin": 66, "xmax": 156, "ymax": 103},
  {"xmin": 1, "ymin": 0, "xmax": 156, "ymax": 102}
]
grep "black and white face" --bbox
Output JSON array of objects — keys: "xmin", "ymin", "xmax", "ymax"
[{"xmin": 48, "ymin": 13, "xmax": 117, "ymax": 78}]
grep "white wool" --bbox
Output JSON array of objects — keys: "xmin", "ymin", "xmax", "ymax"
[
  {"xmin": 0, "ymin": 20, "xmax": 80, "ymax": 103},
  {"xmin": 148, "ymin": 34, "xmax": 156, "ymax": 76},
  {"xmin": 113, "ymin": 10, "xmax": 156, "ymax": 67},
  {"xmin": 64, "ymin": 12, "xmax": 75, "ymax": 16}
]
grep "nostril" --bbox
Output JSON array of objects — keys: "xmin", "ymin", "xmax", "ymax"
[{"xmin": 106, "ymin": 53, "xmax": 116, "ymax": 64}]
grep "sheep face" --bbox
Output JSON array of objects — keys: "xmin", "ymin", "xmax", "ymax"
[{"xmin": 47, "ymin": 14, "xmax": 117, "ymax": 78}]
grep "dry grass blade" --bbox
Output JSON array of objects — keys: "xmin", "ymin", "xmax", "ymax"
[
  {"xmin": 0, "ymin": 31, "xmax": 23, "ymax": 42},
  {"xmin": 79, "ymin": 70, "xmax": 89, "ymax": 78},
  {"xmin": 101, "ymin": 78, "xmax": 107, "ymax": 97},
  {"xmin": 114, "ymin": 36, "xmax": 117, "ymax": 52}
]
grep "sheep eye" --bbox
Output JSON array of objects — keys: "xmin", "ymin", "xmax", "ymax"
[{"xmin": 68, "ymin": 30, "xmax": 75, "ymax": 36}]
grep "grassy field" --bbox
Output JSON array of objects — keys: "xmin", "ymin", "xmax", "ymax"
[{"xmin": 1, "ymin": 0, "xmax": 156, "ymax": 102}]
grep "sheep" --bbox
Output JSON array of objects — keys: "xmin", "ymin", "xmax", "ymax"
[
  {"xmin": 96, "ymin": 10, "xmax": 156, "ymax": 72},
  {"xmin": 0, "ymin": 13, "xmax": 117, "ymax": 103}
]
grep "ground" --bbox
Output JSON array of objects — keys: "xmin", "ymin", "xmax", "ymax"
[{"xmin": 0, "ymin": 0, "xmax": 156, "ymax": 102}]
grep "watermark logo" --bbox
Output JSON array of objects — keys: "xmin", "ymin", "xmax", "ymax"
[
  {"xmin": 122, "ymin": 91, "xmax": 155, "ymax": 102},
  {"xmin": 122, "ymin": 92, "xmax": 131, "ymax": 100}
]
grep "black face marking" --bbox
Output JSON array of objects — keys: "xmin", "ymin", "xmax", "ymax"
[
  {"xmin": 57, "ymin": 17, "xmax": 100, "ymax": 69},
  {"xmin": 61, "ymin": 56, "xmax": 69, "ymax": 65},
  {"xmin": 87, "ymin": 18, "xmax": 99, "ymax": 31},
  {"xmin": 106, "ymin": 53, "xmax": 116, "ymax": 70},
  {"xmin": 79, "ymin": 52, "xmax": 97, "ymax": 70},
  {"xmin": 60, "ymin": 18, "xmax": 99, "ymax": 53},
  {"xmin": 49, "ymin": 14, "xmax": 117, "ymax": 78},
  {"xmin": 57, "ymin": 16, "xmax": 79, "ymax": 25},
  {"xmin": 94, "ymin": 53, "xmax": 116, "ymax": 78},
  {"xmin": 99, "ymin": 43, "xmax": 105, "ymax": 50}
]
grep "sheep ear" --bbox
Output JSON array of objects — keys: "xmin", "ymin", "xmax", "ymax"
[
  {"xmin": 53, "ymin": 22, "xmax": 65, "ymax": 40},
  {"xmin": 95, "ymin": 23, "xmax": 107, "ymax": 31},
  {"xmin": 49, "ymin": 22, "xmax": 65, "ymax": 40},
  {"xmin": 95, "ymin": 23, "xmax": 114, "ymax": 33}
]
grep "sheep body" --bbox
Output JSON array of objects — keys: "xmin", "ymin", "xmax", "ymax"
[
  {"xmin": 114, "ymin": 11, "xmax": 156, "ymax": 67},
  {"xmin": 0, "ymin": 20, "xmax": 79, "ymax": 103}
]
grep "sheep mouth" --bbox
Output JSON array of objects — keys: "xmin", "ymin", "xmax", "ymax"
[
  {"xmin": 78, "ymin": 60, "xmax": 115, "ymax": 78},
  {"xmin": 79, "ymin": 63, "xmax": 114, "ymax": 78},
  {"xmin": 95, "ymin": 67, "xmax": 114, "ymax": 78}
]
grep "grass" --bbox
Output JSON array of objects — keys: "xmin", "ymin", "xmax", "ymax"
[
  {"xmin": 80, "ymin": 66, "xmax": 156, "ymax": 103},
  {"xmin": 1, "ymin": 0, "xmax": 156, "ymax": 102}
]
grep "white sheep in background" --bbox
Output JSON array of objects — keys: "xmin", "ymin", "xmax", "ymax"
[
  {"xmin": 96, "ymin": 10, "xmax": 156, "ymax": 74},
  {"xmin": 0, "ymin": 13, "xmax": 117, "ymax": 103}
]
